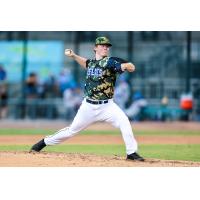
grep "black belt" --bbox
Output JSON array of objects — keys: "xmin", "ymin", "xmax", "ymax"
[{"xmin": 86, "ymin": 99, "xmax": 108, "ymax": 105}]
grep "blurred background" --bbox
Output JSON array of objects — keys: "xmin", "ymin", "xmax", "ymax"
[{"xmin": 0, "ymin": 31, "xmax": 199, "ymax": 121}]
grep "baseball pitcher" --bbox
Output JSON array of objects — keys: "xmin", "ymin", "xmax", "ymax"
[{"xmin": 30, "ymin": 36, "xmax": 144, "ymax": 161}]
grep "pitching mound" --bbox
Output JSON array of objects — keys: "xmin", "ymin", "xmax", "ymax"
[{"xmin": 0, "ymin": 151, "xmax": 200, "ymax": 167}]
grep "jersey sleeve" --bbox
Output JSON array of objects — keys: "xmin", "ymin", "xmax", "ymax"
[
  {"xmin": 86, "ymin": 59, "xmax": 91, "ymax": 68},
  {"xmin": 107, "ymin": 57, "xmax": 128, "ymax": 74}
]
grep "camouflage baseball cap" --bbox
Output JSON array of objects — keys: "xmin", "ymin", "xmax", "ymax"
[{"xmin": 95, "ymin": 36, "xmax": 112, "ymax": 46}]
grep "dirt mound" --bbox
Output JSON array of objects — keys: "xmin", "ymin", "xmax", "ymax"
[{"xmin": 0, "ymin": 151, "xmax": 199, "ymax": 167}]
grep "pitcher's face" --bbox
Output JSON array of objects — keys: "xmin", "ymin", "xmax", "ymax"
[{"xmin": 94, "ymin": 44, "xmax": 110, "ymax": 58}]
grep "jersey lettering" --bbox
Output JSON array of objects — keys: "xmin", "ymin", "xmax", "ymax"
[{"xmin": 87, "ymin": 68, "xmax": 103, "ymax": 77}]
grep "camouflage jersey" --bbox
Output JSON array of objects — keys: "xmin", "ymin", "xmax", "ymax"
[{"xmin": 84, "ymin": 56, "xmax": 127, "ymax": 100}]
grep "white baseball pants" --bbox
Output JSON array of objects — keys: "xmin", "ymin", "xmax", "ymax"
[{"xmin": 44, "ymin": 99, "xmax": 138, "ymax": 155}]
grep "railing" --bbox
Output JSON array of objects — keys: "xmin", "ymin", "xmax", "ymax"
[
  {"xmin": 6, "ymin": 98, "xmax": 66, "ymax": 119},
  {"xmin": 2, "ymin": 97, "xmax": 199, "ymax": 121}
]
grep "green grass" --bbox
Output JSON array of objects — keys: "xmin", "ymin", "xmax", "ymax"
[
  {"xmin": 0, "ymin": 129, "xmax": 52, "ymax": 135},
  {"xmin": 0, "ymin": 145, "xmax": 31, "ymax": 151},
  {"xmin": 140, "ymin": 144, "xmax": 200, "ymax": 162},
  {"xmin": 0, "ymin": 144, "xmax": 200, "ymax": 162},
  {"xmin": 0, "ymin": 128, "xmax": 200, "ymax": 136}
]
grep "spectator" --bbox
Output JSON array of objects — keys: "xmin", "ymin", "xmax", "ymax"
[
  {"xmin": 180, "ymin": 93, "xmax": 193, "ymax": 121},
  {"xmin": 157, "ymin": 96, "xmax": 170, "ymax": 121},
  {"xmin": 72, "ymin": 85, "xmax": 83, "ymax": 112},
  {"xmin": 125, "ymin": 91, "xmax": 147, "ymax": 121},
  {"xmin": 58, "ymin": 68, "xmax": 76, "ymax": 95},
  {"xmin": 0, "ymin": 65, "xmax": 6, "ymax": 81},
  {"xmin": 63, "ymin": 87, "xmax": 75, "ymax": 120},
  {"xmin": 25, "ymin": 72, "xmax": 38, "ymax": 98},
  {"xmin": 0, "ymin": 83, "xmax": 8, "ymax": 119},
  {"xmin": 0, "ymin": 65, "xmax": 8, "ymax": 119},
  {"xmin": 114, "ymin": 77, "xmax": 130, "ymax": 110},
  {"xmin": 25, "ymin": 72, "xmax": 39, "ymax": 119},
  {"xmin": 43, "ymin": 74, "xmax": 59, "ymax": 98}
]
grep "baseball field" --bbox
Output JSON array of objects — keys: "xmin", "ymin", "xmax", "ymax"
[{"xmin": 0, "ymin": 120, "xmax": 200, "ymax": 167}]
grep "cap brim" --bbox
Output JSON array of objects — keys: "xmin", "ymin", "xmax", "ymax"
[{"xmin": 96, "ymin": 43, "xmax": 112, "ymax": 47}]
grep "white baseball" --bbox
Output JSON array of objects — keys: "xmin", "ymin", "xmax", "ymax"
[{"xmin": 65, "ymin": 49, "xmax": 71, "ymax": 56}]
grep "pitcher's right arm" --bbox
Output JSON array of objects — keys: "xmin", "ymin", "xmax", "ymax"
[{"xmin": 65, "ymin": 49, "xmax": 87, "ymax": 69}]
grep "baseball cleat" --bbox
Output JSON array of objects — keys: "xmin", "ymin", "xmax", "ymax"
[
  {"xmin": 127, "ymin": 152, "xmax": 145, "ymax": 161},
  {"xmin": 29, "ymin": 139, "xmax": 46, "ymax": 153}
]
